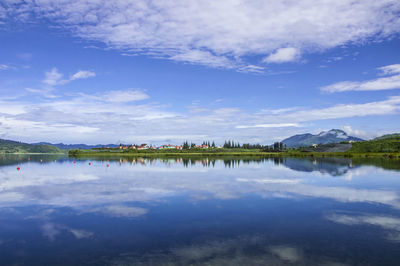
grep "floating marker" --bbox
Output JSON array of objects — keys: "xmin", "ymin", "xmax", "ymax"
[
  {"xmin": 106, "ymin": 164, "xmax": 109, "ymax": 167},
  {"xmin": 89, "ymin": 162, "xmax": 91, "ymax": 166},
  {"xmin": 17, "ymin": 166, "xmax": 20, "ymax": 171},
  {"xmin": 73, "ymin": 161, "xmax": 76, "ymax": 164}
]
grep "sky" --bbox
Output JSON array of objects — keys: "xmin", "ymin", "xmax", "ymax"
[{"xmin": 0, "ymin": 0, "xmax": 399, "ymax": 145}]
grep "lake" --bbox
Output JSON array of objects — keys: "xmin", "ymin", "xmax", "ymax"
[{"xmin": 0, "ymin": 155, "xmax": 400, "ymax": 265}]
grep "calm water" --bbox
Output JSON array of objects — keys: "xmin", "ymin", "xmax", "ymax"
[{"xmin": 0, "ymin": 155, "xmax": 400, "ymax": 265}]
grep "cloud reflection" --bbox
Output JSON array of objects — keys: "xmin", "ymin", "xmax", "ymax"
[
  {"xmin": 0, "ymin": 157, "xmax": 399, "ymax": 215},
  {"xmin": 326, "ymin": 212, "xmax": 400, "ymax": 242}
]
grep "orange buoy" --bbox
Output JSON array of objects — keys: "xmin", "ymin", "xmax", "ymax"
[
  {"xmin": 17, "ymin": 167, "xmax": 20, "ymax": 171},
  {"xmin": 106, "ymin": 164, "xmax": 109, "ymax": 167}
]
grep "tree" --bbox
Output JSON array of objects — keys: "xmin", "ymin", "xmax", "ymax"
[
  {"xmin": 273, "ymin": 142, "xmax": 280, "ymax": 151},
  {"xmin": 182, "ymin": 141, "xmax": 189, "ymax": 149}
]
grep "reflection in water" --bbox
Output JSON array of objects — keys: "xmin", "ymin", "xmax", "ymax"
[
  {"xmin": 0, "ymin": 155, "xmax": 399, "ymax": 265},
  {"xmin": 1, "ymin": 154, "xmax": 400, "ymax": 174}
]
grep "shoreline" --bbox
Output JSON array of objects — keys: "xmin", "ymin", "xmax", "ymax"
[
  {"xmin": 0, "ymin": 152, "xmax": 66, "ymax": 155},
  {"xmin": 68, "ymin": 151, "xmax": 400, "ymax": 158}
]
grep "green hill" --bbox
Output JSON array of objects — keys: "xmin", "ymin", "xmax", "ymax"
[
  {"xmin": 349, "ymin": 134, "xmax": 400, "ymax": 153},
  {"xmin": 373, "ymin": 133, "xmax": 400, "ymax": 140},
  {"xmin": 0, "ymin": 139, "xmax": 62, "ymax": 154}
]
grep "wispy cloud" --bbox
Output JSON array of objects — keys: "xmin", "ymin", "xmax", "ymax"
[
  {"xmin": 28, "ymin": 68, "xmax": 96, "ymax": 98},
  {"xmin": 43, "ymin": 68, "xmax": 95, "ymax": 87},
  {"xmin": 0, "ymin": 64, "xmax": 15, "ymax": 71},
  {"xmin": 1, "ymin": 94, "xmax": 400, "ymax": 143},
  {"xmin": 236, "ymin": 123, "xmax": 302, "ymax": 129},
  {"xmin": 78, "ymin": 89, "xmax": 150, "ymax": 103},
  {"xmin": 2, "ymin": 1, "xmax": 400, "ymax": 70},
  {"xmin": 279, "ymin": 96, "xmax": 400, "ymax": 122},
  {"xmin": 321, "ymin": 64, "xmax": 400, "ymax": 93},
  {"xmin": 99, "ymin": 90, "xmax": 149, "ymax": 103}
]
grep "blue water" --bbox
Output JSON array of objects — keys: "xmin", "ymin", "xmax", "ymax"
[{"xmin": 0, "ymin": 155, "xmax": 400, "ymax": 265}]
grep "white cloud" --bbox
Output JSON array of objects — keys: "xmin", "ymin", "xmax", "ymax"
[
  {"xmin": 378, "ymin": 64, "xmax": 400, "ymax": 76},
  {"xmin": 321, "ymin": 64, "xmax": 400, "ymax": 93},
  {"xmin": 236, "ymin": 123, "xmax": 302, "ymax": 129},
  {"xmin": 235, "ymin": 96, "xmax": 400, "ymax": 130},
  {"xmin": 3, "ymin": 1, "xmax": 400, "ymax": 70},
  {"xmin": 70, "ymin": 70, "xmax": 96, "ymax": 80},
  {"xmin": 263, "ymin": 48, "xmax": 300, "ymax": 63},
  {"xmin": 342, "ymin": 125, "xmax": 368, "ymax": 139},
  {"xmin": 42, "ymin": 67, "xmax": 64, "ymax": 87},
  {"xmin": 1, "ymin": 94, "xmax": 400, "ymax": 144}
]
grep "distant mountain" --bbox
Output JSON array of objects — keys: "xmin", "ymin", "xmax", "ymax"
[
  {"xmin": 0, "ymin": 139, "xmax": 62, "ymax": 154},
  {"xmin": 282, "ymin": 129, "xmax": 364, "ymax": 148},
  {"xmin": 32, "ymin": 142, "xmax": 119, "ymax": 150}
]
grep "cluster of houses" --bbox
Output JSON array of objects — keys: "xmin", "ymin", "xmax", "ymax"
[{"xmin": 116, "ymin": 144, "xmax": 212, "ymax": 150}]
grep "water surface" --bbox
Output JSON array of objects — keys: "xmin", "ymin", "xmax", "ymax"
[{"xmin": 0, "ymin": 155, "xmax": 400, "ymax": 265}]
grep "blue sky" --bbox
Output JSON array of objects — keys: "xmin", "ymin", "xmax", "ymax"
[{"xmin": 0, "ymin": 0, "xmax": 400, "ymax": 145}]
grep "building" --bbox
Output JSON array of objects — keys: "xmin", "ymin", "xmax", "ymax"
[
  {"xmin": 159, "ymin": 144, "xmax": 183, "ymax": 150},
  {"xmin": 137, "ymin": 144, "xmax": 149, "ymax": 150}
]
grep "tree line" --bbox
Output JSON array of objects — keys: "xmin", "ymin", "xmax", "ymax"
[{"xmin": 181, "ymin": 140, "xmax": 287, "ymax": 151}]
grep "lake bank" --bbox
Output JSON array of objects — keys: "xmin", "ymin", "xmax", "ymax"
[{"xmin": 68, "ymin": 149, "xmax": 400, "ymax": 159}]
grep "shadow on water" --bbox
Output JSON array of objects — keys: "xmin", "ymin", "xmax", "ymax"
[{"xmin": 0, "ymin": 154, "xmax": 67, "ymax": 166}]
